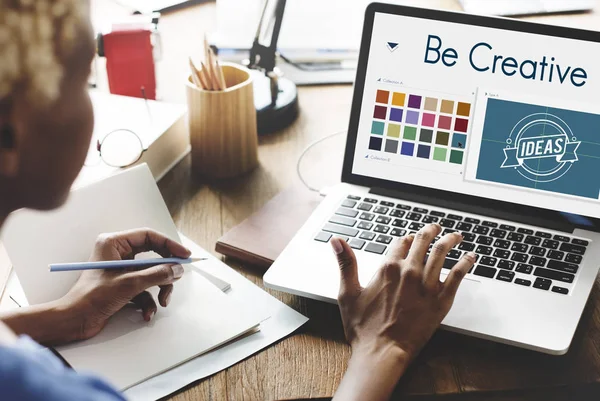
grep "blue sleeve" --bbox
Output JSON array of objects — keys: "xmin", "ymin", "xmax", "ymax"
[{"xmin": 0, "ymin": 336, "xmax": 126, "ymax": 401}]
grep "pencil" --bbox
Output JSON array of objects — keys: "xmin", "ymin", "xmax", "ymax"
[
  {"xmin": 188, "ymin": 57, "xmax": 203, "ymax": 89},
  {"xmin": 49, "ymin": 257, "xmax": 207, "ymax": 272},
  {"xmin": 206, "ymin": 47, "xmax": 221, "ymax": 90},
  {"xmin": 215, "ymin": 58, "xmax": 227, "ymax": 90},
  {"xmin": 200, "ymin": 61, "xmax": 215, "ymax": 91}
]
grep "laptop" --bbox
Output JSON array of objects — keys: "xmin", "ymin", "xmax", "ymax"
[
  {"xmin": 264, "ymin": 3, "xmax": 600, "ymax": 355},
  {"xmin": 459, "ymin": 0, "xmax": 595, "ymax": 17}
]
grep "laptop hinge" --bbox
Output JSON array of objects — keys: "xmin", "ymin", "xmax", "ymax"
[{"xmin": 370, "ymin": 187, "xmax": 576, "ymax": 233}]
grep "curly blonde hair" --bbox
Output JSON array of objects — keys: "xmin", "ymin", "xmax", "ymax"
[{"xmin": 0, "ymin": 0, "xmax": 90, "ymax": 107}]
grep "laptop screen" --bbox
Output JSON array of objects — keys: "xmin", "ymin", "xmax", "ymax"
[{"xmin": 349, "ymin": 7, "xmax": 600, "ymax": 220}]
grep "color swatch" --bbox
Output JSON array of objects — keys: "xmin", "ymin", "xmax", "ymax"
[{"xmin": 369, "ymin": 89, "xmax": 472, "ymax": 165}]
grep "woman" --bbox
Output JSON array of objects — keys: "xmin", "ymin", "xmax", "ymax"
[{"xmin": 0, "ymin": 1, "xmax": 476, "ymax": 400}]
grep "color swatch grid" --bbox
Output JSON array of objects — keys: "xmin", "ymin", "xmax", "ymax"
[{"xmin": 368, "ymin": 89, "xmax": 471, "ymax": 165}]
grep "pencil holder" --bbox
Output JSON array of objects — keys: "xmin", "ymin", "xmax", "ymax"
[{"xmin": 186, "ymin": 62, "xmax": 259, "ymax": 179}]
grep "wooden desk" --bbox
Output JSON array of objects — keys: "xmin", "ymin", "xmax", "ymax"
[{"xmin": 90, "ymin": 1, "xmax": 600, "ymax": 400}]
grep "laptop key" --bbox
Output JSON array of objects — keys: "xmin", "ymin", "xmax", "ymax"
[
  {"xmin": 476, "ymin": 245, "xmax": 493, "ymax": 255},
  {"xmin": 448, "ymin": 249, "xmax": 462, "ymax": 259},
  {"xmin": 406, "ymin": 212, "xmax": 422, "ymax": 221},
  {"xmin": 464, "ymin": 217, "xmax": 480, "ymax": 224},
  {"xmin": 535, "ymin": 231, "xmax": 552, "ymax": 239},
  {"xmin": 462, "ymin": 233, "xmax": 476, "ymax": 242},
  {"xmin": 357, "ymin": 221, "xmax": 373, "ymax": 230},
  {"xmin": 547, "ymin": 250, "xmax": 565, "ymax": 260},
  {"xmin": 364, "ymin": 198, "xmax": 378, "ymax": 203},
  {"xmin": 515, "ymin": 278, "xmax": 532, "ymax": 287},
  {"xmin": 480, "ymin": 256, "xmax": 497, "ymax": 267},
  {"xmin": 496, "ymin": 270, "xmax": 515, "ymax": 282},
  {"xmin": 314, "ymin": 232, "xmax": 332, "ymax": 243},
  {"xmin": 422, "ymin": 215, "xmax": 439, "ymax": 223},
  {"xmin": 524, "ymin": 236, "xmax": 541, "ymax": 246},
  {"xmin": 534, "ymin": 267, "xmax": 574, "ymax": 283},
  {"xmin": 553, "ymin": 235, "xmax": 570, "ymax": 242},
  {"xmin": 349, "ymin": 238, "xmax": 366, "ymax": 250},
  {"xmin": 359, "ymin": 231, "xmax": 376, "ymax": 241},
  {"xmin": 409, "ymin": 222, "xmax": 425, "ymax": 231},
  {"xmin": 392, "ymin": 219, "xmax": 408, "ymax": 227},
  {"xmin": 442, "ymin": 229, "xmax": 458, "ymax": 236},
  {"xmin": 359, "ymin": 212, "xmax": 375, "ymax": 221},
  {"xmin": 375, "ymin": 216, "xmax": 391, "ymax": 224},
  {"xmin": 390, "ymin": 209, "xmax": 405, "ymax": 218},
  {"xmin": 565, "ymin": 253, "xmax": 582, "ymax": 264},
  {"xmin": 323, "ymin": 223, "xmax": 359, "ymax": 237},
  {"xmin": 390, "ymin": 228, "xmax": 406, "ymax": 237},
  {"xmin": 473, "ymin": 226, "xmax": 489, "ymax": 235},
  {"xmin": 494, "ymin": 239, "xmax": 510, "ymax": 249},
  {"xmin": 482, "ymin": 221, "xmax": 498, "ymax": 228},
  {"xmin": 376, "ymin": 235, "xmax": 393, "ymax": 244},
  {"xmin": 517, "ymin": 228, "xmax": 534, "ymax": 235},
  {"xmin": 439, "ymin": 219, "xmax": 456, "ymax": 228},
  {"xmin": 458, "ymin": 242, "xmax": 475, "ymax": 251},
  {"xmin": 511, "ymin": 252, "xmax": 528, "ymax": 262},
  {"xmin": 374, "ymin": 206, "xmax": 389, "ymax": 215},
  {"xmin": 341, "ymin": 199, "xmax": 357, "ymax": 208},
  {"xmin": 332, "ymin": 235, "xmax": 349, "ymax": 242},
  {"xmin": 559, "ymin": 243, "xmax": 586, "ymax": 255},
  {"xmin": 507, "ymin": 232, "xmax": 524, "ymax": 242},
  {"xmin": 516, "ymin": 263, "xmax": 533, "ymax": 274},
  {"xmin": 572, "ymin": 239, "xmax": 589, "ymax": 246},
  {"xmin": 493, "ymin": 249, "xmax": 510, "ymax": 259},
  {"xmin": 474, "ymin": 265, "xmax": 497, "ymax": 278},
  {"xmin": 547, "ymin": 260, "xmax": 579, "ymax": 274},
  {"xmin": 498, "ymin": 260, "xmax": 515, "ymax": 270},
  {"xmin": 529, "ymin": 246, "xmax": 546, "ymax": 257},
  {"xmin": 413, "ymin": 207, "xmax": 428, "ymax": 214},
  {"xmin": 447, "ymin": 214, "xmax": 463, "ymax": 221},
  {"xmin": 374, "ymin": 225, "xmax": 390, "ymax": 234},
  {"xmin": 511, "ymin": 243, "xmax": 528, "ymax": 253},
  {"xmin": 430, "ymin": 211, "xmax": 445, "ymax": 217},
  {"xmin": 396, "ymin": 204, "xmax": 411, "ymax": 210},
  {"xmin": 380, "ymin": 201, "xmax": 394, "ymax": 207},
  {"xmin": 329, "ymin": 215, "xmax": 357, "ymax": 227},
  {"xmin": 357, "ymin": 203, "xmax": 373, "ymax": 211},
  {"xmin": 365, "ymin": 242, "xmax": 386, "ymax": 254},
  {"xmin": 552, "ymin": 286, "xmax": 569, "ymax": 295},
  {"xmin": 490, "ymin": 229, "xmax": 507, "ymax": 239},
  {"xmin": 476, "ymin": 236, "xmax": 493, "ymax": 245},
  {"xmin": 533, "ymin": 278, "xmax": 552, "ymax": 291},
  {"xmin": 542, "ymin": 239, "xmax": 559, "ymax": 250},
  {"xmin": 499, "ymin": 224, "xmax": 516, "ymax": 231},
  {"xmin": 455, "ymin": 222, "xmax": 472, "ymax": 232},
  {"xmin": 529, "ymin": 256, "xmax": 547, "ymax": 266},
  {"xmin": 336, "ymin": 207, "xmax": 358, "ymax": 218},
  {"xmin": 347, "ymin": 195, "xmax": 361, "ymax": 200}
]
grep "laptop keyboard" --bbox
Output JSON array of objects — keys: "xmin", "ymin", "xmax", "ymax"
[{"xmin": 314, "ymin": 194, "xmax": 591, "ymax": 296}]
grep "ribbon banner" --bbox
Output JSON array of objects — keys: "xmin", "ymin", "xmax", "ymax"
[{"xmin": 501, "ymin": 134, "xmax": 580, "ymax": 168}]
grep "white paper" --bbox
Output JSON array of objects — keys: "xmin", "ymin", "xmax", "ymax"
[
  {"xmin": 58, "ymin": 266, "xmax": 263, "ymax": 390},
  {"xmin": 124, "ymin": 234, "xmax": 309, "ymax": 401}
]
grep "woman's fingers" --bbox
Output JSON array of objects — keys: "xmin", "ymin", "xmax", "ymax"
[
  {"xmin": 121, "ymin": 263, "xmax": 184, "ymax": 296},
  {"xmin": 386, "ymin": 235, "xmax": 415, "ymax": 262},
  {"xmin": 331, "ymin": 237, "xmax": 362, "ymax": 301},
  {"xmin": 132, "ymin": 291, "xmax": 157, "ymax": 322},
  {"xmin": 102, "ymin": 228, "xmax": 191, "ymax": 259},
  {"xmin": 441, "ymin": 252, "xmax": 477, "ymax": 301},
  {"xmin": 158, "ymin": 284, "xmax": 174, "ymax": 307},
  {"xmin": 423, "ymin": 232, "xmax": 463, "ymax": 286},
  {"xmin": 407, "ymin": 224, "xmax": 442, "ymax": 266}
]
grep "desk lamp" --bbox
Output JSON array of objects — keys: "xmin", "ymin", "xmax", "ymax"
[{"xmin": 246, "ymin": 0, "xmax": 299, "ymax": 134}]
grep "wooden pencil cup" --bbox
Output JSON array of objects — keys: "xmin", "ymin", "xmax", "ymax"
[{"xmin": 186, "ymin": 62, "xmax": 259, "ymax": 178}]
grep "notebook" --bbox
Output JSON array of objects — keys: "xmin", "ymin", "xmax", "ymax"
[{"xmin": 1, "ymin": 164, "xmax": 266, "ymax": 390}]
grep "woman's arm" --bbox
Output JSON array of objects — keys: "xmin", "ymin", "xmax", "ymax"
[
  {"xmin": 331, "ymin": 224, "xmax": 476, "ymax": 401},
  {"xmin": 0, "ymin": 228, "xmax": 191, "ymax": 346}
]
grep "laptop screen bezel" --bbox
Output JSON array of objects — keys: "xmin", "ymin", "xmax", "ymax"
[{"xmin": 341, "ymin": 2, "xmax": 600, "ymax": 225}]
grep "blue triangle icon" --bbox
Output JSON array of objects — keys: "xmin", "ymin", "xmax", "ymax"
[{"xmin": 387, "ymin": 42, "xmax": 399, "ymax": 52}]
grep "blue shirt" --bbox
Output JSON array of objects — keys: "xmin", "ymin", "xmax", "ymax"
[{"xmin": 0, "ymin": 336, "xmax": 125, "ymax": 401}]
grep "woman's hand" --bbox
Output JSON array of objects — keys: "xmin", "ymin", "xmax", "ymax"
[
  {"xmin": 0, "ymin": 228, "xmax": 191, "ymax": 346},
  {"xmin": 60, "ymin": 228, "xmax": 191, "ymax": 341},
  {"xmin": 331, "ymin": 224, "xmax": 476, "ymax": 401}
]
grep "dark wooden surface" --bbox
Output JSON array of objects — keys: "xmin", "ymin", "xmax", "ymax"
[{"xmin": 90, "ymin": 1, "xmax": 600, "ymax": 399}]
